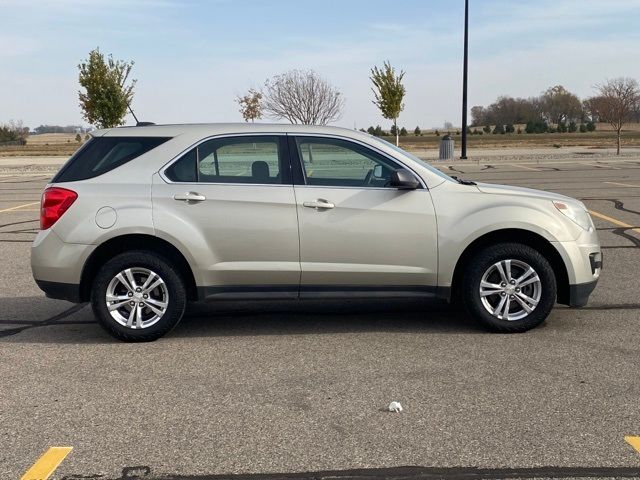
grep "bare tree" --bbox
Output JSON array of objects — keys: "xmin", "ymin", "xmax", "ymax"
[
  {"xmin": 7, "ymin": 120, "xmax": 29, "ymax": 141},
  {"xmin": 370, "ymin": 61, "xmax": 406, "ymax": 146},
  {"xmin": 593, "ymin": 78, "xmax": 640, "ymax": 154},
  {"xmin": 236, "ymin": 88, "xmax": 263, "ymax": 123},
  {"xmin": 262, "ymin": 70, "xmax": 344, "ymax": 125}
]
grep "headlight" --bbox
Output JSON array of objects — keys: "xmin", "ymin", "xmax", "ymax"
[{"xmin": 553, "ymin": 201, "xmax": 594, "ymax": 231}]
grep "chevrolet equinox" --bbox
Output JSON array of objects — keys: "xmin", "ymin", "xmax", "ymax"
[{"xmin": 31, "ymin": 124, "xmax": 601, "ymax": 341}]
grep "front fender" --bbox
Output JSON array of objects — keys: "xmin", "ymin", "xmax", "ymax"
[{"xmin": 431, "ymin": 185, "xmax": 580, "ymax": 287}]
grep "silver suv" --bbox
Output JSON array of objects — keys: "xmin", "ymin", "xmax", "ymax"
[{"xmin": 32, "ymin": 124, "xmax": 601, "ymax": 341}]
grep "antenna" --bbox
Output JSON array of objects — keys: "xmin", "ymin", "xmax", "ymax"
[{"xmin": 127, "ymin": 104, "xmax": 140, "ymax": 125}]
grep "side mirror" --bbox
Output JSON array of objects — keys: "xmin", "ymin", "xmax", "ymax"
[
  {"xmin": 389, "ymin": 169, "xmax": 420, "ymax": 190},
  {"xmin": 373, "ymin": 164, "xmax": 383, "ymax": 178}
]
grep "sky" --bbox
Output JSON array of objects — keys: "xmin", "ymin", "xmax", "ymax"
[{"xmin": 1, "ymin": 0, "xmax": 640, "ymax": 130}]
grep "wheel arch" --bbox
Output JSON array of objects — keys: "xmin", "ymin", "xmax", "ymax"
[
  {"xmin": 450, "ymin": 228, "xmax": 570, "ymax": 305},
  {"xmin": 79, "ymin": 234, "xmax": 198, "ymax": 302}
]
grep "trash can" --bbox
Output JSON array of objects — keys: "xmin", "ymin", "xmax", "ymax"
[{"xmin": 439, "ymin": 135, "xmax": 455, "ymax": 160}]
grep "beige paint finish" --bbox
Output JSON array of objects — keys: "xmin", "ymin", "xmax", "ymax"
[
  {"xmin": 294, "ymin": 186, "xmax": 437, "ymax": 287},
  {"xmin": 151, "ymin": 175, "xmax": 300, "ymax": 287},
  {"xmin": 32, "ymin": 123, "xmax": 601, "ymax": 303}
]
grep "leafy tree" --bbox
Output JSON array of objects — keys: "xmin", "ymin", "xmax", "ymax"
[
  {"xmin": 75, "ymin": 133, "xmax": 82, "ymax": 142},
  {"xmin": 400, "ymin": 126, "xmax": 408, "ymax": 136},
  {"xmin": 579, "ymin": 123, "xmax": 587, "ymax": 133},
  {"xmin": 236, "ymin": 88, "xmax": 263, "ymax": 122},
  {"xmin": 374, "ymin": 125, "xmax": 384, "ymax": 137},
  {"xmin": 370, "ymin": 61, "xmax": 406, "ymax": 146},
  {"xmin": 568, "ymin": 121, "xmax": 577, "ymax": 133},
  {"xmin": 483, "ymin": 125, "xmax": 491, "ymax": 133},
  {"xmin": 367, "ymin": 126, "xmax": 376, "ymax": 135},
  {"xmin": 557, "ymin": 121, "xmax": 567, "ymax": 133},
  {"xmin": 414, "ymin": 126, "xmax": 421, "ymax": 136},
  {"xmin": 78, "ymin": 48, "xmax": 136, "ymax": 128},
  {"xmin": 0, "ymin": 121, "xmax": 28, "ymax": 144},
  {"xmin": 493, "ymin": 124, "xmax": 505, "ymax": 134},
  {"xmin": 525, "ymin": 120, "xmax": 549, "ymax": 134},
  {"xmin": 390, "ymin": 124, "xmax": 398, "ymax": 137},
  {"xmin": 586, "ymin": 121, "xmax": 596, "ymax": 132},
  {"xmin": 593, "ymin": 78, "xmax": 640, "ymax": 154},
  {"xmin": 505, "ymin": 123, "xmax": 515, "ymax": 133},
  {"xmin": 540, "ymin": 85, "xmax": 582, "ymax": 125},
  {"xmin": 263, "ymin": 70, "xmax": 344, "ymax": 125}
]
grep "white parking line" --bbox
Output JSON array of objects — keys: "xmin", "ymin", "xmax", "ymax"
[{"xmin": 604, "ymin": 181, "xmax": 640, "ymax": 188}]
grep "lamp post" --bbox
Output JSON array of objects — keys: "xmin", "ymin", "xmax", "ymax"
[{"xmin": 460, "ymin": 0, "xmax": 469, "ymax": 159}]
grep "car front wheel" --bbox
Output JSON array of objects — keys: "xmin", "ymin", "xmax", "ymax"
[
  {"xmin": 462, "ymin": 243, "xmax": 557, "ymax": 332},
  {"xmin": 91, "ymin": 251, "xmax": 186, "ymax": 342}
]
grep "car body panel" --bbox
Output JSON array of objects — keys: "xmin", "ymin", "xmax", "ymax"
[
  {"xmin": 294, "ymin": 186, "xmax": 438, "ymax": 287},
  {"xmin": 151, "ymin": 174, "xmax": 300, "ymax": 287}
]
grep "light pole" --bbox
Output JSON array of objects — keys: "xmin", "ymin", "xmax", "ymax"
[{"xmin": 460, "ymin": 0, "xmax": 469, "ymax": 159}]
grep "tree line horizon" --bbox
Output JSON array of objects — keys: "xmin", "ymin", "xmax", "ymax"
[{"xmin": 2, "ymin": 48, "xmax": 639, "ymax": 155}]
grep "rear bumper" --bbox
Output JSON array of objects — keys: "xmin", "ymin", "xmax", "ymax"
[
  {"xmin": 35, "ymin": 280, "xmax": 82, "ymax": 303},
  {"xmin": 568, "ymin": 280, "xmax": 598, "ymax": 307}
]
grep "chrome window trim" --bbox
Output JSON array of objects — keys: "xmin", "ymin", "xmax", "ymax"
[{"xmin": 158, "ymin": 132, "xmax": 427, "ymax": 190}]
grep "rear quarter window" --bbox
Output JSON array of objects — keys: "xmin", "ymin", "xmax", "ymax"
[{"xmin": 52, "ymin": 136, "xmax": 171, "ymax": 182}]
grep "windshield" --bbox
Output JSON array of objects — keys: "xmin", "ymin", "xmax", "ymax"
[{"xmin": 369, "ymin": 136, "xmax": 455, "ymax": 182}]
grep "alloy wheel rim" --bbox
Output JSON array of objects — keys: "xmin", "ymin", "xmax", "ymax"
[
  {"xmin": 479, "ymin": 259, "xmax": 542, "ymax": 321},
  {"xmin": 105, "ymin": 267, "xmax": 169, "ymax": 329}
]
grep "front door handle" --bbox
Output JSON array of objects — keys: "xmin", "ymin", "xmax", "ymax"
[
  {"xmin": 173, "ymin": 191, "xmax": 206, "ymax": 203},
  {"xmin": 303, "ymin": 199, "xmax": 335, "ymax": 210}
]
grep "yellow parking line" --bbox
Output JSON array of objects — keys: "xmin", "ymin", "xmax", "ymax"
[
  {"xmin": 605, "ymin": 181, "xmax": 640, "ymax": 188},
  {"xmin": 510, "ymin": 164, "xmax": 541, "ymax": 172},
  {"xmin": 0, "ymin": 201, "xmax": 39, "ymax": 214},
  {"xmin": 20, "ymin": 447, "xmax": 73, "ymax": 480},
  {"xmin": 588, "ymin": 209, "xmax": 640, "ymax": 234},
  {"xmin": 626, "ymin": 436, "xmax": 640, "ymax": 453}
]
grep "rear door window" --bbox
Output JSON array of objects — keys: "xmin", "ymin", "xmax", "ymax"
[
  {"xmin": 164, "ymin": 135, "xmax": 289, "ymax": 184},
  {"xmin": 52, "ymin": 136, "xmax": 171, "ymax": 182}
]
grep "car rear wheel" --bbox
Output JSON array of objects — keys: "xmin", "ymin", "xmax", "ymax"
[
  {"xmin": 91, "ymin": 251, "xmax": 186, "ymax": 342},
  {"xmin": 462, "ymin": 243, "xmax": 556, "ymax": 332}
]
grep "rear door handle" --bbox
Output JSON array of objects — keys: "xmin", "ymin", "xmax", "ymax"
[
  {"xmin": 173, "ymin": 191, "xmax": 206, "ymax": 203},
  {"xmin": 303, "ymin": 199, "xmax": 335, "ymax": 210}
]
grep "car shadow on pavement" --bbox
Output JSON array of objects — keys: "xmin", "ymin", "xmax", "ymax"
[{"xmin": 0, "ymin": 296, "xmax": 486, "ymax": 344}]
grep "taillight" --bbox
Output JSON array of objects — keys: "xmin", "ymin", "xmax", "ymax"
[{"xmin": 40, "ymin": 187, "xmax": 78, "ymax": 230}]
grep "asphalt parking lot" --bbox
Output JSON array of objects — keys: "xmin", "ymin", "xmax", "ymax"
[{"xmin": 1, "ymin": 156, "xmax": 640, "ymax": 479}]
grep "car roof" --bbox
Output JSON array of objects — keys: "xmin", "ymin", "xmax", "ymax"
[{"xmin": 93, "ymin": 123, "xmax": 365, "ymax": 138}]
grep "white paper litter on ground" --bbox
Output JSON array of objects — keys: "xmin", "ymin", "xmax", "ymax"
[{"xmin": 388, "ymin": 401, "xmax": 403, "ymax": 412}]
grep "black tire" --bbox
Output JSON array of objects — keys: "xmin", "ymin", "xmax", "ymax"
[
  {"xmin": 462, "ymin": 242, "xmax": 556, "ymax": 332},
  {"xmin": 91, "ymin": 250, "xmax": 186, "ymax": 342}
]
